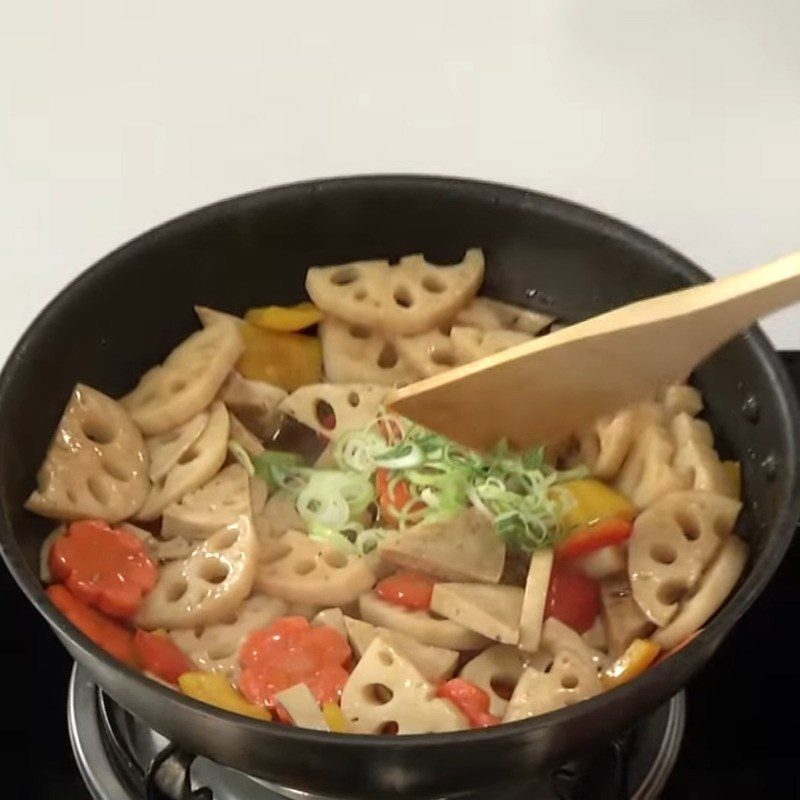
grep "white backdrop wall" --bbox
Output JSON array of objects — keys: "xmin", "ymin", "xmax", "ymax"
[{"xmin": 2, "ymin": 1, "xmax": 799, "ymax": 359}]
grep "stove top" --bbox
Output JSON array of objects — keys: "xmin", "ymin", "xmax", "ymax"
[
  {"xmin": 5, "ymin": 353, "xmax": 800, "ymax": 800},
  {"xmin": 67, "ymin": 666, "xmax": 685, "ymax": 800}
]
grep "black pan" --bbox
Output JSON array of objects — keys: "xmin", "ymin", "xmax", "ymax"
[{"xmin": 1, "ymin": 176, "xmax": 797, "ymax": 799}]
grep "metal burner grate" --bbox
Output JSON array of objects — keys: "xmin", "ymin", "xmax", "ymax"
[{"xmin": 68, "ymin": 665, "xmax": 685, "ymax": 800}]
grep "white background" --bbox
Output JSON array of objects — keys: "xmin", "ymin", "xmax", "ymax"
[{"xmin": 2, "ymin": 1, "xmax": 799, "ymax": 360}]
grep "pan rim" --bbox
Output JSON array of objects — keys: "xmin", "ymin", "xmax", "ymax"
[{"xmin": 1, "ymin": 173, "xmax": 798, "ymax": 752}]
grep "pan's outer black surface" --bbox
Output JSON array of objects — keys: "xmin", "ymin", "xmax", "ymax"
[{"xmin": 0, "ymin": 175, "xmax": 797, "ymax": 799}]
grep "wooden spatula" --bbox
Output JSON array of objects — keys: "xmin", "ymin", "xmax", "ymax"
[{"xmin": 387, "ymin": 251, "xmax": 800, "ymax": 450}]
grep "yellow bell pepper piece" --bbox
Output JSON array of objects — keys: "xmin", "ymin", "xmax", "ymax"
[
  {"xmin": 559, "ymin": 479, "xmax": 636, "ymax": 532},
  {"xmin": 322, "ymin": 702, "xmax": 350, "ymax": 733},
  {"xmin": 236, "ymin": 323, "xmax": 322, "ymax": 391},
  {"xmin": 178, "ymin": 671, "xmax": 271, "ymax": 721},
  {"xmin": 245, "ymin": 302, "xmax": 323, "ymax": 332},
  {"xmin": 722, "ymin": 461, "xmax": 741, "ymax": 500},
  {"xmin": 602, "ymin": 638, "xmax": 661, "ymax": 689}
]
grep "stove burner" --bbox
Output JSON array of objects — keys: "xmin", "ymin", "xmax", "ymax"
[{"xmin": 68, "ymin": 665, "xmax": 685, "ymax": 800}]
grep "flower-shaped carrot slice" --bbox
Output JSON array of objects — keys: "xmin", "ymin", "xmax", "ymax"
[
  {"xmin": 239, "ymin": 616, "xmax": 351, "ymax": 708},
  {"xmin": 50, "ymin": 520, "xmax": 158, "ymax": 619}
]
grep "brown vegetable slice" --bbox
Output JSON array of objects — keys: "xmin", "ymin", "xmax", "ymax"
[
  {"xmin": 628, "ymin": 490, "xmax": 741, "ymax": 625},
  {"xmin": 306, "ymin": 249, "xmax": 485, "ymax": 337},
  {"xmin": 26, "ymin": 384, "xmax": 149, "ymax": 523},
  {"xmin": 121, "ymin": 317, "xmax": 242, "ymax": 435}
]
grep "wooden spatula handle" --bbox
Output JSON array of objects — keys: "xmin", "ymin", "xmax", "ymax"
[
  {"xmin": 559, "ymin": 251, "xmax": 800, "ymax": 342},
  {"xmin": 692, "ymin": 250, "xmax": 800, "ymax": 325},
  {"xmin": 389, "ymin": 252, "xmax": 800, "ymax": 450}
]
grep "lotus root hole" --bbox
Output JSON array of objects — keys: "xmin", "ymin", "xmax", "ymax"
[
  {"xmin": 102, "ymin": 458, "xmax": 131, "ymax": 482},
  {"xmin": 490, "ymin": 678, "xmax": 515, "ymax": 701},
  {"xmin": 560, "ymin": 673, "xmax": 579, "ymax": 690},
  {"xmin": 324, "ymin": 550, "xmax": 348, "ymax": 569},
  {"xmin": 207, "ymin": 528, "xmax": 239, "ymax": 551},
  {"xmin": 170, "ymin": 379, "xmax": 188, "ymax": 394},
  {"xmin": 377, "ymin": 343, "xmax": 399, "ymax": 369},
  {"xmin": 393, "ymin": 286, "xmax": 414, "ymax": 308},
  {"xmin": 178, "ymin": 446, "xmax": 201, "ymax": 465},
  {"xmin": 166, "ymin": 578, "xmax": 189, "ymax": 602},
  {"xmin": 349, "ymin": 326, "xmax": 370, "ymax": 339},
  {"xmin": 650, "ymin": 542, "xmax": 678, "ymax": 565},
  {"xmin": 314, "ymin": 399, "xmax": 337, "ymax": 431},
  {"xmin": 430, "ymin": 348, "xmax": 456, "ymax": 367},
  {"xmin": 199, "ymin": 559, "xmax": 230, "ymax": 584},
  {"xmin": 208, "ymin": 644, "xmax": 236, "ymax": 660},
  {"xmin": 682, "ymin": 521, "xmax": 701, "ymax": 541},
  {"xmin": 331, "ymin": 267, "xmax": 359, "ymax": 286},
  {"xmin": 422, "ymin": 276, "xmax": 445, "ymax": 293},
  {"xmin": 82, "ymin": 418, "xmax": 116, "ymax": 445},
  {"xmin": 87, "ymin": 475, "xmax": 110, "ymax": 504},
  {"xmin": 294, "ymin": 558, "xmax": 316, "ymax": 575},
  {"xmin": 347, "ymin": 391, "xmax": 361, "ymax": 408},
  {"xmin": 364, "ymin": 683, "xmax": 394, "ymax": 705},
  {"xmin": 194, "ymin": 625, "xmax": 206, "ymax": 638},
  {"xmin": 378, "ymin": 721, "xmax": 399, "ymax": 735},
  {"xmin": 657, "ymin": 580, "xmax": 688, "ymax": 606},
  {"xmin": 438, "ymin": 322, "xmax": 453, "ymax": 336},
  {"xmin": 377, "ymin": 650, "xmax": 394, "ymax": 667},
  {"xmin": 354, "ymin": 289, "xmax": 368, "ymax": 301},
  {"xmin": 427, "ymin": 610, "xmax": 447, "ymax": 621},
  {"xmin": 672, "ymin": 510, "xmax": 701, "ymax": 541}
]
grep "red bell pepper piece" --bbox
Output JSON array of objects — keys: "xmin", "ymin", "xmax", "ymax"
[
  {"xmin": 545, "ymin": 562, "xmax": 600, "ymax": 633},
  {"xmin": 556, "ymin": 517, "xmax": 634, "ymax": 561}
]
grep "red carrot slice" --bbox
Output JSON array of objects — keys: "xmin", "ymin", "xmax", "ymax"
[
  {"xmin": 437, "ymin": 679, "xmax": 500, "ymax": 728},
  {"xmin": 375, "ymin": 468, "xmax": 423, "ymax": 526},
  {"xmin": 375, "ymin": 570, "xmax": 435, "ymax": 610},
  {"xmin": 134, "ymin": 630, "xmax": 194, "ymax": 684},
  {"xmin": 47, "ymin": 585, "xmax": 138, "ymax": 667},
  {"xmin": 239, "ymin": 617, "xmax": 351, "ymax": 710},
  {"xmin": 49, "ymin": 519, "xmax": 158, "ymax": 618}
]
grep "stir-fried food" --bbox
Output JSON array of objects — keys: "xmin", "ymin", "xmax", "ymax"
[{"xmin": 30, "ymin": 249, "xmax": 747, "ymax": 733}]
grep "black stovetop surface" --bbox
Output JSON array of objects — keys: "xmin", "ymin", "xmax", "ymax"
[{"xmin": 4, "ymin": 355, "xmax": 800, "ymax": 800}]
